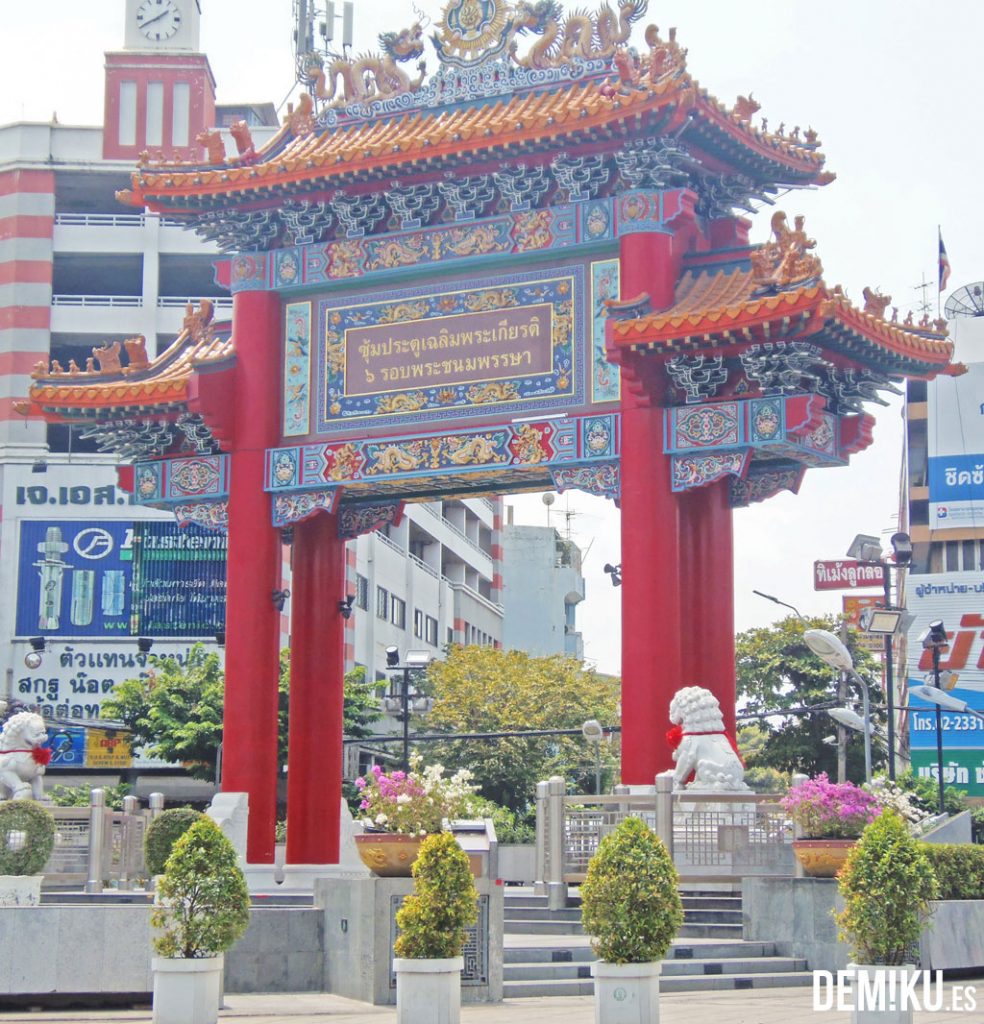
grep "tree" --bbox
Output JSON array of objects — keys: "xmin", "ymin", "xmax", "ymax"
[
  {"xmin": 421, "ymin": 646, "xmax": 620, "ymax": 813},
  {"xmin": 104, "ymin": 644, "xmax": 381, "ymax": 781},
  {"xmin": 736, "ymin": 614, "xmax": 884, "ymax": 782}
]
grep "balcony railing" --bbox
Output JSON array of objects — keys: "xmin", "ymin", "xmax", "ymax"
[
  {"xmin": 51, "ymin": 294, "xmax": 142, "ymax": 307},
  {"xmin": 158, "ymin": 296, "xmax": 233, "ymax": 312},
  {"xmin": 54, "ymin": 213, "xmax": 145, "ymax": 228}
]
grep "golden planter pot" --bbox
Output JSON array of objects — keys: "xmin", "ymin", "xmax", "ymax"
[
  {"xmin": 791, "ymin": 839, "xmax": 856, "ymax": 878},
  {"xmin": 354, "ymin": 832, "xmax": 424, "ymax": 877}
]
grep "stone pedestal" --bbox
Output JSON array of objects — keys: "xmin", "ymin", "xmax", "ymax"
[
  {"xmin": 742, "ymin": 876, "xmax": 848, "ymax": 971},
  {"xmin": 314, "ymin": 874, "xmax": 503, "ymax": 1005}
]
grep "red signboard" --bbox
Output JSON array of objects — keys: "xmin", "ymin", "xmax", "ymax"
[{"xmin": 813, "ymin": 560, "xmax": 886, "ymax": 591}]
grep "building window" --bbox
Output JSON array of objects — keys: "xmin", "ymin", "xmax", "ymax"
[
  {"xmin": 376, "ymin": 586, "xmax": 389, "ymax": 620},
  {"xmin": 356, "ymin": 574, "xmax": 369, "ymax": 610},
  {"xmin": 414, "ymin": 608, "xmax": 424, "ymax": 638},
  {"xmin": 447, "ymin": 627, "xmax": 454, "ymax": 646},
  {"xmin": 391, "ymin": 596, "xmax": 406, "ymax": 630},
  {"xmin": 146, "ymin": 82, "xmax": 164, "ymax": 146},
  {"xmin": 119, "ymin": 81, "xmax": 137, "ymax": 145},
  {"xmin": 425, "ymin": 615, "xmax": 439, "ymax": 647},
  {"xmin": 172, "ymin": 81, "xmax": 190, "ymax": 146}
]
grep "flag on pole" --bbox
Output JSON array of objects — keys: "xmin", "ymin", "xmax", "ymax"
[{"xmin": 938, "ymin": 229, "xmax": 951, "ymax": 293}]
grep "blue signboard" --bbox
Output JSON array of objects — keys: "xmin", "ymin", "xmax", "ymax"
[
  {"xmin": 16, "ymin": 519, "xmax": 226, "ymax": 638},
  {"xmin": 907, "ymin": 680, "xmax": 984, "ymax": 750},
  {"xmin": 43, "ymin": 726, "xmax": 86, "ymax": 767}
]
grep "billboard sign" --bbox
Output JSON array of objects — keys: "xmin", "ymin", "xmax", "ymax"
[
  {"xmin": 927, "ymin": 362, "xmax": 984, "ymax": 531},
  {"xmin": 814, "ymin": 560, "xmax": 886, "ymax": 591},
  {"xmin": 15, "ymin": 519, "xmax": 226, "ymax": 639},
  {"xmin": 905, "ymin": 571, "xmax": 984, "ymax": 796}
]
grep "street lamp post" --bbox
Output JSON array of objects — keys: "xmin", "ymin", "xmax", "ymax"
[
  {"xmin": 846, "ymin": 531, "xmax": 912, "ymax": 781},
  {"xmin": 803, "ymin": 628, "xmax": 873, "ymax": 783},
  {"xmin": 912, "ymin": 620, "xmax": 959, "ymax": 813},
  {"xmin": 384, "ymin": 647, "xmax": 434, "ymax": 771}
]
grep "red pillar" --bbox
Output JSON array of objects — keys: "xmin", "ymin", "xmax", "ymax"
[
  {"xmin": 678, "ymin": 482, "xmax": 737, "ymax": 739},
  {"xmin": 222, "ymin": 289, "xmax": 282, "ymax": 865},
  {"xmin": 285, "ymin": 512, "xmax": 346, "ymax": 864},
  {"xmin": 618, "ymin": 229, "xmax": 682, "ymax": 782}
]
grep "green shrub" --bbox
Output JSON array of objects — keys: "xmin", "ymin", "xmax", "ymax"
[
  {"xmin": 48, "ymin": 782, "xmax": 131, "ymax": 810},
  {"xmin": 895, "ymin": 769, "xmax": 966, "ymax": 817},
  {"xmin": 921, "ymin": 843, "xmax": 984, "ymax": 900},
  {"xmin": 0, "ymin": 800, "xmax": 56, "ymax": 875},
  {"xmin": 971, "ymin": 807, "xmax": 984, "ymax": 845},
  {"xmin": 743, "ymin": 767, "xmax": 790, "ymax": 794},
  {"xmin": 151, "ymin": 817, "xmax": 250, "ymax": 959},
  {"xmin": 144, "ymin": 808, "xmax": 204, "ymax": 876},
  {"xmin": 394, "ymin": 832, "xmax": 478, "ymax": 959},
  {"xmin": 465, "ymin": 796, "xmax": 535, "ymax": 844},
  {"xmin": 580, "ymin": 816, "xmax": 683, "ymax": 964},
  {"xmin": 835, "ymin": 811, "xmax": 938, "ymax": 964}
]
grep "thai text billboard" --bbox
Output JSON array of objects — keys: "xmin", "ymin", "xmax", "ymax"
[
  {"xmin": 16, "ymin": 519, "xmax": 226, "ymax": 639},
  {"xmin": 927, "ymin": 362, "xmax": 984, "ymax": 531}
]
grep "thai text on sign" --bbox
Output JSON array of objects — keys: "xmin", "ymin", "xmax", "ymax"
[
  {"xmin": 343, "ymin": 304, "xmax": 552, "ymax": 397},
  {"xmin": 813, "ymin": 559, "xmax": 886, "ymax": 590}
]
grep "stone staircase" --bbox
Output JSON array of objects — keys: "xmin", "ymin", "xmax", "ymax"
[{"xmin": 502, "ymin": 888, "xmax": 811, "ymax": 996}]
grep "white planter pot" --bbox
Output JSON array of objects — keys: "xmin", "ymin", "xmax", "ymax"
[
  {"xmin": 591, "ymin": 960, "xmax": 662, "ymax": 1024},
  {"xmin": 393, "ymin": 956, "xmax": 463, "ymax": 1024},
  {"xmin": 152, "ymin": 955, "xmax": 224, "ymax": 1024},
  {"xmin": 849, "ymin": 964, "xmax": 918, "ymax": 1024},
  {"xmin": 0, "ymin": 874, "xmax": 42, "ymax": 907}
]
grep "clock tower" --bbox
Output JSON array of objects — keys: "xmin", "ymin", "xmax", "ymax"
[{"xmin": 104, "ymin": 0, "xmax": 215, "ymax": 161}]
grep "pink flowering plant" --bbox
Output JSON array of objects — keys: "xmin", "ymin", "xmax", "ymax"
[
  {"xmin": 355, "ymin": 753, "xmax": 476, "ymax": 836},
  {"xmin": 781, "ymin": 773, "xmax": 882, "ymax": 839}
]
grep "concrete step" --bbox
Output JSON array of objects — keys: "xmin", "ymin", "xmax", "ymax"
[
  {"xmin": 504, "ymin": 940, "xmax": 776, "ymax": 964},
  {"xmin": 504, "ymin": 955, "xmax": 807, "ymax": 982},
  {"xmin": 503, "ymin": 918, "xmax": 744, "ymax": 938},
  {"xmin": 503, "ymin": 971, "xmax": 813, "ymax": 998},
  {"xmin": 677, "ymin": 922, "xmax": 744, "ymax": 939}
]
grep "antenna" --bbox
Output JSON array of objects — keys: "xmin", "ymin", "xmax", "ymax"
[
  {"xmin": 293, "ymin": 0, "xmax": 354, "ymax": 80},
  {"xmin": 945, "ymin": 283, "xmax": 984, "ymax": 319},
  {"xmin": 912, "ymin": 272, "xmax": 933, "ymax": 317}
]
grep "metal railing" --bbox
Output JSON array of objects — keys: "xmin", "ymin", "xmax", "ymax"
[
  {"xmin": 51, "ymin": 294, "xmax": 142, "ymax": 307},
  {"xmin": 534, "ymin": 774, "xmax": 794, "ymax": 905},
  {"xmin": 157, "ymin": 296, "xmax": 233, "ymax": 311},
  {"xmin": 44, "ymin": 789, "xmax": 164, "ymax": 891},
  {"xmin": 54, "ymin": 213, "xmax": 145, "ymax": 228}
]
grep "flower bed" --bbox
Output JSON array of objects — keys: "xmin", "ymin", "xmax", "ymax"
[{"xmin": 781, "ymin": 773, "xmax": 880, "ymax": 839}]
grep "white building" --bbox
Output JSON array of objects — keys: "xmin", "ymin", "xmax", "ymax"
[
  {"xmin": 0, "ymin": 0, "xmax": 503, "ymax": 784},
  {"xmin": 500, "ymin": 521, "xmax": 585, "ymax": 660}
]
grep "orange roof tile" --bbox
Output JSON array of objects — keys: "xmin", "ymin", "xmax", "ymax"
[
  {"xmin": 611, "ymin": 266, "xmax": 953, "ymax": 376},
  {"xmin": 124, "ymin": 68, "xmax": 827, "ymax": 212},
  {"xmin": 27, "ymin": 322, "xmax": 234, "ymax": 415}
]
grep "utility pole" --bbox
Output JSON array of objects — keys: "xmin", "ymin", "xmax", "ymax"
[{"xmin": 837, "ymin": 619, "xmax": 849, "ymax": 783}]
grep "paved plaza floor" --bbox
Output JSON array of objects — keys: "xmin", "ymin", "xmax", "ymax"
[{"xmin": 2, "ymin": 985, "xmax": 982, "ymax": 1023}]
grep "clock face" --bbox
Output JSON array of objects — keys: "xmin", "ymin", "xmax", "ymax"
[{"xmin": 136, "ymin": 0, "xmax": 182, "ymax": 41}]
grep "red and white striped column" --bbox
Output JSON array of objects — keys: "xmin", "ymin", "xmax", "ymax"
[{"xmin": 0, "ymin": 169, "xmax": 54, "ymax": 451}]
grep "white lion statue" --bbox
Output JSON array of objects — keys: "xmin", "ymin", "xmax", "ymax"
[
  {"xmin": 667, "ymin": 686, "xmax": 748, "ymax": 792},
  {"xmin": 0, "ymin": 712, "xmax": 50, "ymax": 801}
]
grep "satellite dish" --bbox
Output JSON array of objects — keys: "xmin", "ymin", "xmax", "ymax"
[
  {"xmin": 944, "ymin": 283, "xmax": 984, "ymax": 319},
  {"xmin": 542, "ymin": 493, "xmax": 555, "ymax": 506}
]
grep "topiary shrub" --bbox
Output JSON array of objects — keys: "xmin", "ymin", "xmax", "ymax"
[
  {"xmin": 835, "ymin": 811, "xmax": 938, "ymax": 964},
  {"xmin": 580, "ymin": 815, "xmax": 683, "ymax": 964},
  {"xmin": 151, "ymin": 816, "xmax": 250, "ymax": 959},
  {"xmin": 144, "ymin": 807, "xmax": 204, "ymax": 876},
  {"xmin": 921, "ymin": 843, "xmax": 984, "ymax": 900},
  {"xmin": 0, "ymin": 800, "xmax": 56, "ymax": 876},
  {"xmin": 394, "ymin": 831, "xmax": 478, "ymax": 959}
]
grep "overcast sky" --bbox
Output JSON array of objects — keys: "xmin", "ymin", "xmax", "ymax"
[{"xmin": 3, "ymin": 1, "xmax": 981, "ymax": 674}]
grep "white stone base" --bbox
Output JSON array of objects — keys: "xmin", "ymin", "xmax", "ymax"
[
  {"xmin": 394, "ymin": 956, "xmax": 463, "ymax": 1024},
  {"xmin": 151, "ymin": 955, "xmax": 223, "ymax": 1024},
  {"xmin": 0, "ymin": 874, "xmax": 42, "ymax": 907},
  {"xmin": 279, "ymin": 863, "xmax": 369, "ymax": 891},
  {"xmin": 591, "ymin": 960, "xmax": 661, "ymax": 1024},
  {"xmin": 849, "ymin": 964, "xmax": 917, "ymax": 1024}
]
